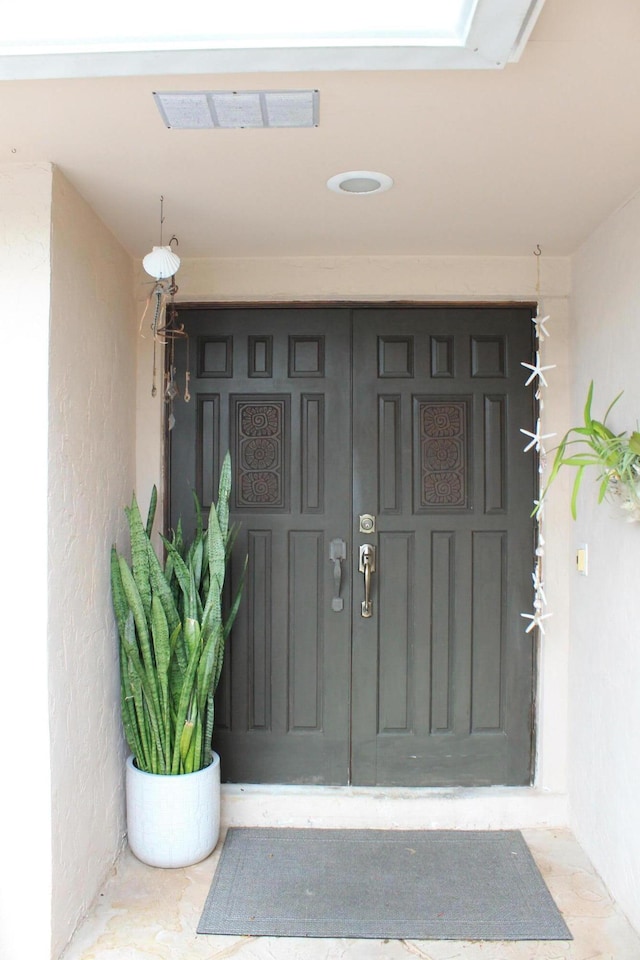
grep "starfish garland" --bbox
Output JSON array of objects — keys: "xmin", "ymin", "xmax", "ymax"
[{"xmin": 520, "ymin": 255, "xmax": 554, "ymax": 638}]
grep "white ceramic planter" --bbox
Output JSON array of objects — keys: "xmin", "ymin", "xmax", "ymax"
[{"xmin": 126, "ymin": 753, "xmax": 220, "ymax": 868}]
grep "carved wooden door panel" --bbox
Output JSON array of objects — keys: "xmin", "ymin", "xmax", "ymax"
[
  {"xmin": 350, "ymin": 307, "xmax": 535, "ymax": 786},
  {"xmin": 168, "ymin": 305, "xmax": 535, "ymax": 786}
]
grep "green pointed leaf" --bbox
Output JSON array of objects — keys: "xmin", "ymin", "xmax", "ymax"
[
  {"xmin": 162, "ymin": 537, "xmax": 200, "ymax": 619},
  {"xmin": 184, "ymin": 616, "xmax": 201, "ymax": 656},
  {"xmin": 202, "ymin": 692, "xmax": 215, "ymax": 769},
  {"xmin": 591, "ymin": 420, "xmax": 615, "ymax": 441},
  {"xmin": 191, "ymin": 538, "xmax": 204, "ymax": 592},
  {"xmin": 603, "ymin": 390, "xmax": 624, "ymax": 424},
  {"xmin": 120, "ymin": 613, "xmax": 146, "ymax": 765},
  {"xmin": 598, "ymin": 474, "xmax": 612, "ymax": 503},
  {"xmin": 122, "ymin": 609, "xmax": 166, "ymax": 772},
  {"xmin": 216, "ymin": 451, "xmax": 232, "ymax": 543},
  {"xmin": 110, "ymin": 547, "xmax": 128, "ymax": 638},
  {"xmin": 171, "ymin": 639, "xmax": 202, "ymax": 774},
  {"xmin": 583, "ymin": 380, "xmax": 594, "ymax": 428},
  {"xmin": 223, "ymin": 555, "xmax": 248, "ymax": 642},
  {"xmin": 146, "ymin": 540, "xmax": 180, "ymax": 638},
  {"xmin": 570, "ymin": 465, "xmax": 585, "ymax": 520},
  {"xmin": 125, "ymin": 495, "xmax": 152, "ymax": 622},
  {"xmin": 179, "ymin": 720, "xmax": 195, "ymax": 771},
  {"xmin": 192, "ymin": 488, "xmax": 203, "ymax": 541},
  {"xmin": 559, "ymin": 455, "xmax": 602, "ymax": 466},
  {"xmin": 145, "ymin": 485, "xmax": 158, "ymax": 538}
]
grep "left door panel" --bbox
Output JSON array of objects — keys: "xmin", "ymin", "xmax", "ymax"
[{"xmin": 168, "ymin": 307, "xmax": 353, "ymax": 783}]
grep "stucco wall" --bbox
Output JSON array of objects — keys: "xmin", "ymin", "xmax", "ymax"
[
  {"xmin": 569, "ymin": 191, "xmax": 640, "ymax": 931},
  {"xmin": 136, "ymin": 253, "xmax": 573, "ymax": 800},
  {"xmin": 0, "ymin": 163, "xmax": 53, "ymax": 960},
  {"xmin": 48, "ymin": 168, "xmax": 136, "ymax": 957}
]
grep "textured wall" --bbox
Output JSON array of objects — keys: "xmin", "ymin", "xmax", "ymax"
[
  {"xmin": 0, "ymin": 162, "xmax": 53, "ymax": 960},
  {"xmin": 136, "ymin": 254, "xmax": 573, "ymax": 798},
  {"xmin": 48, "ymin": 168, "xmax": 136, "ymax": 957},
  {"xmin": 570, "ymin": 191, "xmax": 640, "ymax": 932}
]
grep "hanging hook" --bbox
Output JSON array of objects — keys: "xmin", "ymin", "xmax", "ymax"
[
  {"xmin": 534, "ymin": 244, "xmax": 542, "ymax": 257},
  {"xmin": 169, "ymin": 234, "xmax": 179, "ymax": 248}
]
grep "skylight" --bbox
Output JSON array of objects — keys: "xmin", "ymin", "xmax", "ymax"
[
  {"xmin": 0, "ymin": 0, "xmax": 545, "ymax": 79},
  {"xmin": 1, "ymin": 1, "xmax": 476, "ymax": 53}
]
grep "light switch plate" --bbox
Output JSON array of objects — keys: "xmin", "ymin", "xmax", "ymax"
[{"xmin": 576, "ymin": 544, "xmax": 588, "ymax": 576}]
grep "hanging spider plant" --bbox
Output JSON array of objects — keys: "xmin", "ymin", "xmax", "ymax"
[
  {"xmin": 538, "ymin": 381, "xmax": 640, "ymax": 520},
  {"xmin": 111, "ymin": 452, "xmax": 245, "ymax": 775}
]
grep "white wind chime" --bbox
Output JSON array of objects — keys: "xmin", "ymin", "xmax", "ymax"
[
  {"xmin": 520, "ymin": 247, "xmax": 555, "ymax": 637},
  {"xmin": 139, "ymin": 196, "xmax": 191, "ymax": 431}
]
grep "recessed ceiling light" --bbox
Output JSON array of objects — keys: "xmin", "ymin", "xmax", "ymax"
[{"xmin": 327, "ymin": 171, "xmax": 394, "ymax": 195}]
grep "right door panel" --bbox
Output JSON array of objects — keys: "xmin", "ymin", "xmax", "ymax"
[{"xmin": 350, "ymin": 307, "xmax": 535, "ymax": 786}]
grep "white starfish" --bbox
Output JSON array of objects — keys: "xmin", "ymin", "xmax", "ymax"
[
  {"xmin": 521, "ymin": 353, "xmax": 556, "ymax": 388},
  {"xmin": 533, "ymin": 313, "xmax": 551, "ymax": 340},
  {"xmin": 532, "ymin": 570, "xmax": 547, "ymax": 606},
  {"xmin": 520, "ymin": 419, "xmax": 556, "ymax": 453},
  {"xmin": 520, "ymin": 611, "xmax": 553, "ymax": 635}
]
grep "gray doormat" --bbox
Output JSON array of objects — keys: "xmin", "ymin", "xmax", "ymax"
[{"xmin": 198, "ymin": 828, "xmax": 572, "ymax": 941}]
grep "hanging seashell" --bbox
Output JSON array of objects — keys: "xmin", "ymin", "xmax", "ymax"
[{"xmin": 143, "ymin": 245, "xmax": 181, "ymax": 279}]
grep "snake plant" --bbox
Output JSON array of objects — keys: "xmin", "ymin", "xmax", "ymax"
[
  {"xmin": 111, "ymin": 452, "xmax": 245, "ymax": 775},
  {"xmin": 539, "ymin": 381, "xmax": 640, "ymax": 519}
]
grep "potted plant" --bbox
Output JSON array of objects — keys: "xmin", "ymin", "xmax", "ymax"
[
  {"xmin": 110, "ymin": 452, "xmax": 244, "ymax": 867},
  {"xmin": 538, "ymin": 381, "xmax": 640, "ymax": 520}
]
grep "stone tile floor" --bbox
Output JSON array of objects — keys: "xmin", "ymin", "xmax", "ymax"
[{"xmin": 62, "ymin": 829, "xmax": 640, "ymax": 960}]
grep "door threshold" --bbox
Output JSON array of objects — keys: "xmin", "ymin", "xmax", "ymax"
[{"xmin": 221, "ymin": 784, "xmax": 568, "ymax": 831}]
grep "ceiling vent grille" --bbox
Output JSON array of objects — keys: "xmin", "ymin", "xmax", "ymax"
[{"xmin": 153, "ymin": 89, "xmax": 319, "ymax": 129}]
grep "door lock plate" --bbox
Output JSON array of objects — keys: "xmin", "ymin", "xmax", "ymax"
[{"xmin": 359, "ymin": 514, "xmax": 376, "ymax": 534}]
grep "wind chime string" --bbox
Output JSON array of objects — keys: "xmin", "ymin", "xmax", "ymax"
[{"xmin": 520, "ymin": 246, "xmax": 555, "ymax": 636}]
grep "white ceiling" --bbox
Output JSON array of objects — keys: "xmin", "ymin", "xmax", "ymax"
[{"xmin": 2, "ymin": 0, "xmax": 640, "ymax": 260}]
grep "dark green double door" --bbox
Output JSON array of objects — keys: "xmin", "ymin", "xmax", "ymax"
[{"xmin": 168, "ymin": 305, "xmax": 535, "ymax": 786}]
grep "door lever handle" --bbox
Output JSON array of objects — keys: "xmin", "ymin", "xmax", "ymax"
[
  {"xmin": 359, "ymin": 543, "xmax": 376, "ymax": 618},
  {"xmin": 329, "ymin": 538, "xmax": 347, "ymax": 612}
]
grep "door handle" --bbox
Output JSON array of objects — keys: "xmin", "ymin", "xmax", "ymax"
[
  {"xmin": 329, "ymin": 538, "xmax": 347, "ymax": 612},
  {"xmin": 359, "ymin": 543, "xmax": 376, "ymax": 618}
]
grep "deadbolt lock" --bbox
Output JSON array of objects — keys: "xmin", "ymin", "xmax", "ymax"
[{"xmin": 359, "ymin": 514, "xmax": 376, "ymax": 534}]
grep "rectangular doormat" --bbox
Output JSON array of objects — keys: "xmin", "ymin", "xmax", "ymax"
[{"xmin": 197, "ymin": 828, "xmax": 572, "ymax": 941}]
